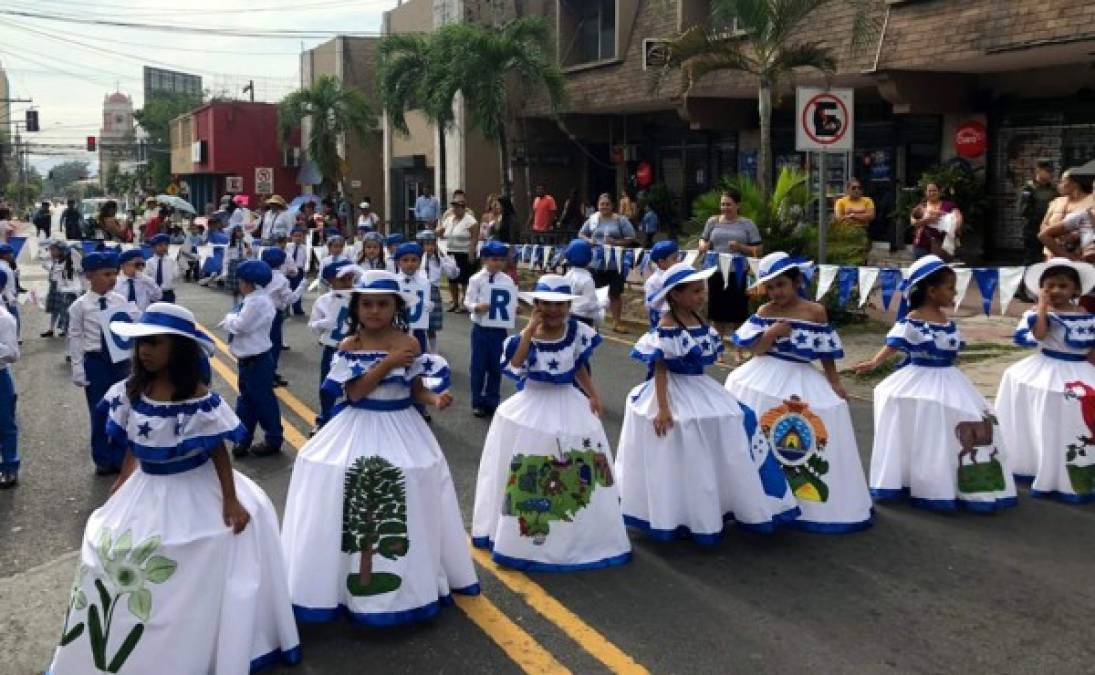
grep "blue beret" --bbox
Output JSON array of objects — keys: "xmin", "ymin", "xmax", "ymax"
[
  {"xmin": 322, "ymin": 259, "xmax": 353, "ymax": 281},
  {"xmin": 384, "ymin": 233, "xmax": 405, "ymax": 246},
  {"xmin": 261, "ymin": 247, "xmax": 287, "ymax": 269},
  {"xmin": 480, "ymin": 241, "xmax": 509, "ymax": 259},
  {"xmin": 119, "ymin": 249, "xmax": 145, "ymax": 265},
  {"xmin": 82, "ymin": 252, "xmax": 120, "ymax": 273},
  {"xmin": 415, "ymin": 230, "xmax": 437, "ymax": 242},
  {"xmin": 394, "ymin": 242, "xmax": 423, "ymax": 260},
  {"xmin": 326, "ymin": 235, "xmax": 345, "ymax": 245},
  {"xmin": 0, "ymin": 244, "xmax": 13, "ymax": 256},
  {"xmin": 236, "ymin": 260, "xmax": 273, "ymax": 287},
  {"xmin": 148, "ymin": 234, "xmax": 171, "ymax": 246},
  {"xmin": 649, "ymin": 240, "xmax": 680, "ymax": 262},
  {"xmin": 564, "ymin": 239, "xmax": 592, "ymax": 267}
]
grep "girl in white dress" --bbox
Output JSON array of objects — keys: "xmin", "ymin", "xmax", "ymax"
[
  {"xmin": 727, "ymin": 253, "xmax": 873, "ymax": 533},
  {"xmin": 855, "ymin": 255, "xmax": 1018, "ymax": 512},
  {"xmin": 996, "ymin": 258, "xmax": 1095, "ymax": 502},
  {"xmin": 472, "ymin": 275, "xmax": 630, "ymax": 571},
  {"xmin": 616, "ymin": 263, "xmax": 799, "ymax": 545},
  {"xmin": 281, "ymin": 270, "xmax": 479, "ymax": 627},
  {"xmin": 50, "ymin": 303, "xmax": 300, "ymax": 674}
]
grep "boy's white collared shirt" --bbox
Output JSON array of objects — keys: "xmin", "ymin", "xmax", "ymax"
[{"xmin": 222, "ymin": 290, "xmax": 276, "ymax": 358}]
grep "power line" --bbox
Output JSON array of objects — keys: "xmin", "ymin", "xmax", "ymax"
[
  {"xmin": 28, "ymin": 0, "xmax": 392, "ymax": 17},
  {"xmin": 0, "ymin": 9, "xmax": 381, "ymax": 39}
]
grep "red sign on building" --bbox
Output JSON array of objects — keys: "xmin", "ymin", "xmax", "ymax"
[{"xmin": 954, "ymin": 120, "xmax": 987, "ymax": 159}]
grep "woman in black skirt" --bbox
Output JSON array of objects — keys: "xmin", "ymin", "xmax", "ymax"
[
  {"xmin": 578, "ymin": 193, "xmax": 636, "ymax": 332},
  {"xmin": 697, "ymin": 188, "xmax": 763, "ymax": 350}
]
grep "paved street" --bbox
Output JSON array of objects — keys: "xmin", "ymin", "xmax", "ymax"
[{"xmin": 2, "ymin": 265, "xmax": 1095, "ymax": 675}]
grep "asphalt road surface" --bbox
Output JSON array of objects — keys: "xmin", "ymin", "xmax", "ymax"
[{"xmin": 2, "ymin": 262, "xmax": 1094, "ymax": 674}]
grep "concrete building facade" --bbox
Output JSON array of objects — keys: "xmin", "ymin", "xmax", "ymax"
[{"xmin": 99, "ymin": 91, "xmax": 137, "ymax": 188}]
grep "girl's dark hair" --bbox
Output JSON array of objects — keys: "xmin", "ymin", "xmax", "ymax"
[
  {"xmin": 1040, "ymin": 265, "xmax": 1082, "ymax": 291},
  {"xmin": 721, "ymin": 188, "xmax": 743, "ymax": 204},
  {"xmin": 908, "ymin": 266, "xmax": 956, "ymax": 310},
  {"xmin": 348, "ymin": 293, "xmax": 409, "ymax": 335},
  {"xmin": 776, "ymin": 267, "xmax": 802, "ymax": 285},
  {"xmin": 229, "ymin": 227, "xmax": 243, "ymax": 244},
  {"xmin": 127, "ymin": 334, "xmax": 203, "ymax": 402},
  {"xmin": 1063, "ymin": 170, "xmax": 1094, "ymax": 195}
]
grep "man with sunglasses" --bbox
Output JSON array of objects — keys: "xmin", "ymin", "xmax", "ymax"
[{"xmin": 834, "ymin": 180, "xmax": 876, "ymax": 228}]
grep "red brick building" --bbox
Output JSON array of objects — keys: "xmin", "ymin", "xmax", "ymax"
[{"xmin": 170, "ymin": 101, "xmax": 301, "ymax": 213}]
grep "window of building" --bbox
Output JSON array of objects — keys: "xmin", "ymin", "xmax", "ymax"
[
  {"xmin": 559, "ymin": 0, "xmax": 616, "ymax": 67},
  {"xmin": 679, "ymin": 0, "xmax": 711, "ymax": 31}
]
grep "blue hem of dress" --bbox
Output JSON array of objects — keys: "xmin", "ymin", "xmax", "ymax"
[
  {"xmin": 1012, "ymin": 473, "xmax": 1035, "ymax": 484},
  {"xmin": 623, "ymin": 506, "xmax": 800, "ymax": 545},
  {"xmin": 470, "ymin": 538, "xmax": 632, "ymax": 572},
  {"xmin": 1028, "ymin": 488, "xmax": 1095, "ymax": 504},
  {"xmin": 871, "ymin": 487, "xmax": 1018, "ymax": 513},
  {"xmin": 291, "ymin": 584, "xmax": 481, "ymax": 627},
  {"xmin": 787, "ymin": 516, "xmax": 873, "ymax": 534},
  {"xmin": 250, "ymin": 645, "xmax": 302, "ymax": 672}
]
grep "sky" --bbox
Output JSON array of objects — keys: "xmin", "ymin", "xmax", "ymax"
[{"xmin": 0, "ymin": 0, "xmax": 400, "ymax": 174}]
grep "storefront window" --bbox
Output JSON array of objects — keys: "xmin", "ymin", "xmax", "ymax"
[{"xmin": 559, "ymin": 0, "xmax": 616, "ymax": 67}]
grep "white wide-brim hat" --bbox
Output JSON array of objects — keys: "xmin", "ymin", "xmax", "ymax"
[
  {"xmin": 110, "ymin": 302, "xmax": 215, "ymax": 355},
  {"xmin": 649, "ymin": 262, "xmax": 718, "ymax": 305},
  {"xmin": 749, "ymin": 252, "xmax": 813, "ymax": 290},
  {"xmin": 1023, "ymin": 258, "xmax": 1095, "ymax": 298},
  {"xmin": 350, "ymin": 270, "xmax": 419, "ymax": 305},
  {"xmin": 518, "ymin": 274, "xmax": 581, "ymax": 304}
]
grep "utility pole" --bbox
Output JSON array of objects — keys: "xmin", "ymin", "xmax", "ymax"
[{"xmin": 243, "ymin": 80, "xmax": 254, "ymax": 103}]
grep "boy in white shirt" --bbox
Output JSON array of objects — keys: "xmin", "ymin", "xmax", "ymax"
[
  {"xmin": 260, "ymin": 247, "xmax": 303, "ymax": 388},
  {"xmin": 146, "ymin": 233, "xmax": 177, "ymax": 304},
  {"xmin": 644, "ymin": 240, "xmax": 679, "ymax": 329},
  {"xmin": 67, "ymin": 252, "xmax": 138, "ymax": 474},
  {"xmin": 309, "ymin": 260, "xmax": 360, "ymax": 433},
  {"xmin": 562, "ymin": 239, "xmax": 602, "ymax": 326},
  {"xmin": 286, "ymin": 228, "xmax": 309, "ymax": 315},
  {"xmin": 115, "ymin": 249, "xmax": 161, "ymax": 312},
  {"xmin": 417, "ymin": 230, "xmax": 459, "ymax": 352},
  {"xmin": 0, "ymin": 276, "xmax": 19, "ymax": 488},
  {"xmin": 221, "ymin": 260, "xmax": 282, "ymax": 457},
  {"xmin": 464, "ymin": 241, "xmax": 516, "ymax": 417}
]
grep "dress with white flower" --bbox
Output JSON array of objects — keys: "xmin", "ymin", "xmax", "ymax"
[
  {"xmin": 868, "ymin": 319, "xmax": 1017, "ymax": 511},
  {"xmin": 49, "ymin": 382, "xmax": 300, "ymax": 674},
  {"xmin": 471, "ymin": 318, "xmax": 631, "ymax": 571},
  {"xmin": 280, "ymin": 351, "xmax": 479, "ymax": 626},
  {"xmin": 996, "ymin": 311, "xmax": 1095, "ymax": 502},
  {"xmin": 616, "ymin": 324, "xmax": 800, "ymax": 545},
  {"xmin": 727, "ymin": 316, "xmax": 873, "ymax": 532}
]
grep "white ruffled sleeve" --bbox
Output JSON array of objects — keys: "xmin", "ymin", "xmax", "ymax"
[{"xmin": 405, "ymin": 353, "xmax": 452, "ymax": 393}]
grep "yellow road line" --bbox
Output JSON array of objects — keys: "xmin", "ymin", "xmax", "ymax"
[
  {"xmin": 470, "ymin": 546, "xmax": 649, "ymax": 675},
  {"xmin": 201, "ymin": 319, "xmax": 646, "ymax": 674},
  {"xmin": 205, "ymin": 353, "xmax": 309, "ymax": 450},
  {"xmin": 453, "ymin": 595, "xmax": 572, "ymax": 674}
]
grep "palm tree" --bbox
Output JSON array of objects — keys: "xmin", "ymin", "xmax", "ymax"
[
  {"xmin": 430, "ymin": 17, "xmax": 565, "ymax": 199},
  {"xmin": 377, "ymin": 33, "xmax": 456, "ymax": 204},
  {"xmin": 278, "ymin": 75, "xmax": 376, "ymax": 190},
  {"xmin": 665, "ymin": 0, "xmax": 840, "ymax": 201}
]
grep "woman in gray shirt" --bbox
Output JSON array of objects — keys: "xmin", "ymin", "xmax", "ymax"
[
  {"xmin": 579, "ymin": 193, "xmax": 636, "ymax": 332},
  {"xmin": 697, "ymin": 188, "xmax": 763, "ymax": 341}
]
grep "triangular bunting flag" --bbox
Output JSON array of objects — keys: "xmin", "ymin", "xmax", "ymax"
[
  {"xmin": 734, "ymin": 255, "xmax": 747, "ymax": 288},
  {"xmin": 972, "ymin": 267, "xmax": 999, "ymax": 315},
  {"xmin": 997, "ymin": 267, "xmax": 1024, "ymax": 315},
  {"xmin": 718, "ymin": 253, "xmax": 733, "ymax": 289},
  {"xmin": 953, "ymin": 267, "xmax": 973, "ymax": 312},
  {"xmin": 836, "ymin": 266, "xmax": 858, "ymax": 306},
  {"xmin": 615, "ymin": 246, "xmax": 625, "ymax": 274},
  {"xmin": 815, "ymin": 265, "xmax": 839, "ymax": 300},
  {"xmin": 857, "ymin": 267, "xmax": 879, "ymax": 308},
  {"xmin": 747, "ymin": 256, "xmax": 761, "ymax": 278},
  {"xmin": 682, "ymin": 250, "xmax": 700, "ymax": 268}
]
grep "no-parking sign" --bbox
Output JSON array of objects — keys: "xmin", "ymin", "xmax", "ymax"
[{"xmin": 796, "ymin": 87, "xmax": 854, "ymax": 152}]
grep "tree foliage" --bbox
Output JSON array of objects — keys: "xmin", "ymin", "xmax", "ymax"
[
  {"xmin": 664, "ymin": 0, "xmax": 840, "ymax": 201},
  {"xmin": 342, "ymin": 456, "xmax": 409, "ymax": 589},
  {"xmin": 43, "ymin": 160, "xmax": 91, "ymax": 198},
  {"xmin": 134, "ymin": 92, "xmax": 201, "ymax": 192},
  {"xmin": 278, "ymin": 75, "xmax": 376, "ymax": 189}
]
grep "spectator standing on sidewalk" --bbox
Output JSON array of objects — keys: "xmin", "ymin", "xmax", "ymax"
[
  {"xmin": 415, "ymin": 185, "xmax": 440, "ymax": 231},
  {"xmin": 1037, "ymin": 168, "xmax": 1095, "ymax": 261},
  {"xmin": 579, "ymin": 193, "xmax": 636, "ymax": 333},
  {"xmin": 32, "ymin": 201, "xmax": 52, "ymax": 239},
  {"xmin": 528, "ymin": 184, "xmax": 557, "ymax": 244},
  {"xmin": 60, "ymin": 199, "xmax": 83, "ymax": 240},
  {"xmin": 833, "ymin": 179, "xmax": 875, "ymax": 228},
  {"xmin": 640, "ymin": 201, "xmax": 660, "ymax": 247},
  {"xmin": 1019, "ymin": 159, "xmax": 1057, "ymax": 264}
]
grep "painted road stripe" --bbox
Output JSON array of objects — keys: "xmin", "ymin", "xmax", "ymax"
[
  {"xmin": 453, "ymin": 595, "xmax": 571, "ymax": 674},
  {"xmin": 470, "ymin": 546, "xmax": 649, "ymax": 675},
  {"xmin": 203, "ymin": 351, "xmax": 568, "ymax": 674},
  {"xmin": 202, "ymin": 331, "xmax": 648, "ymax": 674}
]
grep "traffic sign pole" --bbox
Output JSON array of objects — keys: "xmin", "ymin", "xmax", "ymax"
[{"xmin": 818, "ymin": 152, "xmax": 828, "ymax": 265}]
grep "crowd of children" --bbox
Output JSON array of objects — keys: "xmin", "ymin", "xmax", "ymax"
[{"xmin": 0, "ymin": 212, "xmax": 1089, "ymax": 673}]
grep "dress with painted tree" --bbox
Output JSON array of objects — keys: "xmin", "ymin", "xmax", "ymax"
[{"xmin": 280, "ymin": 351, "xmax": 480, "ymax": 626}]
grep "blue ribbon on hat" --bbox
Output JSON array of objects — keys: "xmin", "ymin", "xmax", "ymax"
[
  {"xmin": 973, "ymin": 268, "xmax": 998, "ymax": 316},
  {"xmin": 759, "ymin": 254, "xmax": 800, "ymax": 279},
  {"xmin": 140, "ymin": 310, "xmax": 212, "ymax": 345},
  {"xmin": 878, "ymin": 268, "xmax": 901, "ymax": 311},
  {"xmin": 836, "ymin": 266, "xmax": 858, "ymax": 306},
  {"xmin": 659, "ymin": 266, "xmax": 698, "ymax": 293},
  {"xmin": 358, "ymin": 277, "xmax": 402, "ymax": 293},
  {"xmin": 534, "ymin": 282, "xmax": 573, "ymax": 294}
]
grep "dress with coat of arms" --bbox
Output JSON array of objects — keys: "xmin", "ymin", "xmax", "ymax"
[
  {"xmin": 471, "ymin": 318, "xmax": 631, "ymax": 571},
  {"xmin": 616, "ymin": 323, "xmax": 800, "ymax": 545},
  {"xmin": 995, "ymin": 310, "xmax": 1095, "ymax": 502},
  {"xmin": 867, "ymin": 318, "xmax": 1017, "ymax": 512},
  {"xmin": 727, "ymin": 316, "xmax": 873, "ymax": 532}
]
